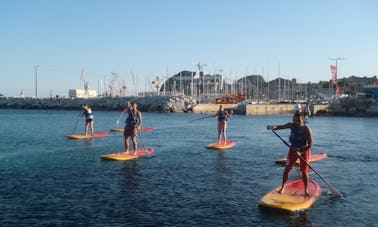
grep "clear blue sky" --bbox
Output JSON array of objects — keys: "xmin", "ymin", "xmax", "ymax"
[{"xmin": 1, "ymin": 0, "xmax": 377, "ymax": 97}]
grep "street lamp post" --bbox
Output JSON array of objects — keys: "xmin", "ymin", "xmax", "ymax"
[{"xmin": 33, "ymin": 65, "xmax": 40, "ymax": 97}]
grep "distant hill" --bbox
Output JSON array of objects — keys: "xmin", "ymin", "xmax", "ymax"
[{"xmin": 160, "ymin": 71, "xmax": 377, "ymax": 101}]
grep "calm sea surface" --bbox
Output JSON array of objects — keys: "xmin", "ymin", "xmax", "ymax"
[{"xmin": 0, "ymin": 109, "xmax": 377, "ymax": 226}]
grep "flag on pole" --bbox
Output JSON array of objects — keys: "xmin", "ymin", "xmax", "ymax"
[{"xmin": 330, "ymin": 65, "xmax": 340, "ymax": 97}]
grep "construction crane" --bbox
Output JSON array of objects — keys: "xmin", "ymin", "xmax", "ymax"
[
  {"xmin": 108, "ymin": 71, "xmax": 127, "ymax": 97},
  {"xmin": 80, "ymin": 69, "xmax": 90, "ymax": 95},
  {"xmin": 152, "ymin": 75, "xmax": 168, "ymax": 95}
]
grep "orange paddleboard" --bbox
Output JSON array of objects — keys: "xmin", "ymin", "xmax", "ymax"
[
  {"xmin": 259, "ymin": 179, "xmax": 322, "ymax": 212},
  {"xmin": 101, "ymin": 148, "xmax": 154, "ymax": 161},
  {"xmin": 206, "ymin": 141, "xmax": 236, "ymax": 150}
]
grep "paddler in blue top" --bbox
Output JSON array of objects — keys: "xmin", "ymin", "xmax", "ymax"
[
  {"xmin": 213, "ymin": 105, "xmax": 232, "ymax": 144},
  {"xmin": 123, "ymin": 101, "xmax": 142, "ymax": 155},
  {"xmin": 267, "ymin": 113, "xmax": 313, "ymax": 196},
  {"xmin": 81, "ymin": 104, "xmax": 94, "ymax": 136}
]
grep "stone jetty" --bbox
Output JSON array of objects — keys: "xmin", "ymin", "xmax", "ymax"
[
  {"xmin": 0, "ymin": 95, "xmax": 197, "ymax": 113},
  {"xmin": 1, "ymin": 95, "xmax": 377, "ymax": 116}
]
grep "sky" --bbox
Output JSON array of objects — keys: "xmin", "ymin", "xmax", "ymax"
[{"xmin": 1, "ymin": 0, "xmax": 377, "ymax": 97}]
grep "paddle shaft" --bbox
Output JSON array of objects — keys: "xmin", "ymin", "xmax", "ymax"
[
  {"xmin": 189, "ymin": 115, "xmax": 213, "ymax": 123},
  {"xmin": 116, "ymin": 111, "xmax": 125, "ymax": 125},
  {"xmin": 190, "ymin": 110, "xmax": 233, "ymax": 123},
  {"xmin": 271, "ymin": 129, "xmax": 342, "ymax": 197},
  {"xmin": 72, "ymin": 110, "xmax": 83, "ymax": 134}
]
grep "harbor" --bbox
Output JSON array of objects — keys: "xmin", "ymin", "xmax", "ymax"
[{"xmin": 2, "ymin": 95, "xmax": 378, "ymax": 116}]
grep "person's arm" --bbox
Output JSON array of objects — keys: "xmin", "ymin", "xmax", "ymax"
[
  {"xmin": 267, "ymin": 123, "xmax": 291, "ymax": 130},
  {"xmin": 123, "ymin": 102, "xmax": 132, "ymax": 113}
]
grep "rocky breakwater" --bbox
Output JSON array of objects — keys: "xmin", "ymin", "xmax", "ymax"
[
  {"xmin": 323, "ymin": 98, "xmax": 378, "ymax": 117},
  {"xmin": 0, "ymin": 95, "xmax": 197, "ymax": 113}
]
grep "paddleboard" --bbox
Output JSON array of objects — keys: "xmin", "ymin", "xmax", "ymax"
[
  {"xmin": 101, "ymin": 148, "xmax": 154, "ymax": 161},
  {"xmin": 206, "ymin": 141, "xmax": 236, "ymax": 149},
  {"xmin": 275, "ymin": 152, "xmax": 327, "ymax": 164},
  {"xmin": 67, "ymin": 132, "xmax": 108, "ymax": 139},
  {"xmin": 109, "ymin": 127, "xmax": 155, "ymax": 132},
  {"xmin": 259, "ymin": 179, "xmax": 322, "ymax": 212}
]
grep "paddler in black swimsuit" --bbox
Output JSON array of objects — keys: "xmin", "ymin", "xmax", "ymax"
[
  {"xmin": 213, "ymin": 105, "xmax": 231, "ymax": 144},
  {"xmin": 123, "ymin": 102, "xmax": 142, "ymax": 155}
]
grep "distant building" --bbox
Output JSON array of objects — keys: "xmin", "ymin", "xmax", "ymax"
[
  {"xmin": 68, "ymin": 89, "xmax": 97, "ymax": 98},
  {"xmin": 363, "ymin": 85, "xmax": 378, "ymax": 98}
]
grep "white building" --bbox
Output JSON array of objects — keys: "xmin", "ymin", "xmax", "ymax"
[{"xmin": 68, "ymin": 89, "xmax": 97, "ymax": 98}]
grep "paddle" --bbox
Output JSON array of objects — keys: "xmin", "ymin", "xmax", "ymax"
[
  {"xmin": 189, "ymin": 115, "xmax": 213, "ymax": 123},
  {"xmin": 189, "ymin": 110, "xmax": 233, "ymax": 123},
  {"xmin": 116, "ymin": 111, "xmax": 125, "ymax": 125},
  {"xmin": 270, "ymin": 129, "xmax": 343, "ymax": 198},
  {"xmin": 72, "ymin": 110, "xmax": 83, "ymax": 134}
]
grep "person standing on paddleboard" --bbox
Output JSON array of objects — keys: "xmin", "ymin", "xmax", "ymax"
[
  {"xmin": 213, "ymin": 105, "xmax": 231, "ymax": 144},
  {"xmin": 123, "ymin": 102, "xmax": 142, "ymax": 155},
  {"xmin": 267, "ymin": 113, "xmax": 313, "ymax": 196},
  {"xmin": 81, "ymin": 105, "xmax": 94, "ymax": 136}
]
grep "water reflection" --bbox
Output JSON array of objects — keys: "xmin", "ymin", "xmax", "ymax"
[
  {"xmin": 259, "ymin": 207, "xmax": 310, "ymax": 227},
  {"xmin": 285, "ymin": 211, "xmax": 310, "ymax": 226}
]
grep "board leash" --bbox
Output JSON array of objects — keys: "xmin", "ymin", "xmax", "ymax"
[{"xmin": 72, "ymin": 110, "xmax": 83, "ymax": 134}]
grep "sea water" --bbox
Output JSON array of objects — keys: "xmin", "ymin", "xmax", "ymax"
[{"xmin": 0, "ymin": 109, "xmax": 377, "ymax": 226}]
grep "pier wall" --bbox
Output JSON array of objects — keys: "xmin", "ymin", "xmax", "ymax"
[{"xmin": 193, "ymin": 103, "xmax": 328, "ymax": 115}]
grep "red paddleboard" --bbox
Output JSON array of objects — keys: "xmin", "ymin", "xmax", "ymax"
[
  {"xmin": 109, "ymin": 127, "xmax": 155, "ymax": 132},
  {"xmin": 275, "ymin": 152, "xmax": 327, "ymax": 164},
  {"xmin": 206, "ymin": 141, "xmax": 236, "ymax": 149},
  {"xmin": 101, "ymin": 148, "xmax": 154, "ymax": 161},
  {"xmin": 259, "ymin": 179, "xmax": 322, "ymax": 212},
  {"xmin": 67, "ymin": 132, "xmax": 108, "ymax": 139}
]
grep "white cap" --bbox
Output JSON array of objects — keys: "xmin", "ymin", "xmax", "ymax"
[{"xmin": 294, "ymin": 103, "xmax": 302, "ymax": 111}]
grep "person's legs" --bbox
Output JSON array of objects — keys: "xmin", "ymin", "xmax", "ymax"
[
  {"xmin": 131, "ymin": 136, "xmax": 138, "ymax": 155},
  {"xmin": 300, "ymin": 150, "xmax": 310, "ymax": 195},
  {"xmin": 124, "ymin": 136, "xmax": 130, "ymax": 154},
  {"xmin": 223, "ymin": 122, "xmax": 227, "ymax": 143},
  {"xmin": 84, "ymin": 121, "xmax": 89, "ymax": 135},
  {"xmin": 89, "ymin": 120, "xmax": 94, "ymax": 135},
  {"xmin": 278, "ymin": 149, "xmax": 297, "ymax": 193}
]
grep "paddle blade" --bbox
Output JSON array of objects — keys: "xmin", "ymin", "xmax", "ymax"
[{"xmin": 327, "ymin": 186, "xmax": 343, "ymax": 198}]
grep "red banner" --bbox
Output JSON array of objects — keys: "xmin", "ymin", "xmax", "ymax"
[{"xmin": 330, "ymin": 65, "xmax": 340, "ymax": 97}]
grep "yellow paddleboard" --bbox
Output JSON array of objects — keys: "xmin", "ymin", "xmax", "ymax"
[
  {"xmin": 206, "ymin": 141, "xmax": 236, "ymax": 150},
  {"xmin": 259, "ymin": 179, "xmax": 322, "ymax": 212},
  {"xmin": 67, "ymin": 132, "xmax": 108, "ymax": 139},
  {"xmin": 101, "ymin": 148, "xmax": 154, "ymax": 161}
]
